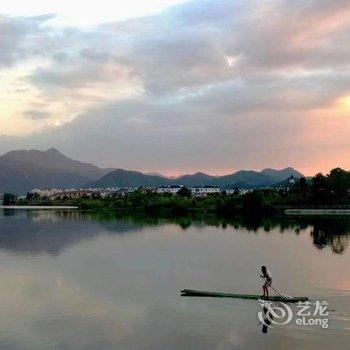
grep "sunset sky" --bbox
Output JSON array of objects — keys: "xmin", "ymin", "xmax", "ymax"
[{"xmin": 0, "ymin": 0, "xmax": 349, "ymax": 176}]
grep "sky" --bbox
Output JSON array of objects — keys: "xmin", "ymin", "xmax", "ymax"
[{"xmin": 0, "ymin": 0, "xmax": 349, "ymax": 176}]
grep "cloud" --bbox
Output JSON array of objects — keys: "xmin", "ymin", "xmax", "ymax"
[
  {"xmin": 24, "ymin": 110, "xmax": 52, "ymax": 120},
  {"xmin": 0, "ymin": 0, "xmax": 350, "ymax": 174},
  {"xmin": 0, "ymin": 14, "xmax": 55, "ymax": 67}
]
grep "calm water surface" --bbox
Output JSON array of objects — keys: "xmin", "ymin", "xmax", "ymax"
[{"xmin": 0, "ymin": 210, "xmax": 349, "ymax": 349}]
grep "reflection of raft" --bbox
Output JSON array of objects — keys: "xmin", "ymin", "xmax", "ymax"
[{"xmin": 180, "ymin": 289, "xmax": 308, "ymax": 303}]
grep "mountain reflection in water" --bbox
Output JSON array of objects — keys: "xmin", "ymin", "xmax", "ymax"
[{"xmin": 0, "ymin": 209, "xmax": 349, "ymax": 256}]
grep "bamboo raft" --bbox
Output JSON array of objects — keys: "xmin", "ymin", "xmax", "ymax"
[{"xmin": 181, "ymin": 289, "xmax": 308, "ymax": 303}]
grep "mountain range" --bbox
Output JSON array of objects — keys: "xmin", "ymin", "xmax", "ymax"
[
  {"xmin": 0, "ymin": 148, "xmax": 112, "ymax": 194},
  {"xmin": 0, "ymin": 148, "xmax": 304, "ymax": 194},
  {"xmin": 88, "ymin": 168, "xmax": 303, "ymax": 189}
]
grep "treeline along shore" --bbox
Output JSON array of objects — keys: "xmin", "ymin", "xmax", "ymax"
[{"xmin": 3, "ymin": 168, "xmax": 350, "ymax": 217}]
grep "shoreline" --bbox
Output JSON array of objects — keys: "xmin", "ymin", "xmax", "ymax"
[
  {"xmin": 285, "ymin": 209, "xmax": 350, "ymax": 215},
  {"xmin": 0, "ymin": 205, "xmax": 78, "ymax": 210},
  {"xmin": 4, "ymin": 205, "xmax": 350, "ymax": 216}
]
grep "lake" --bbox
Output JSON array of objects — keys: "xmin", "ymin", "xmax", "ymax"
[{"xmin": 0, "ymin": 209, "xmax": 349, "ymax": 349}]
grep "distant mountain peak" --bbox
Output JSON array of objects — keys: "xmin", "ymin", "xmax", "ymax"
[
  {"xmin": 193, "ymin": 172, "xmax": 209, "ymax": 176},
  {"xmin": 146, "ymin": 172, "xmax": 167, "ymax": 178},
  {"xmin": 182, "ymin": 171, "xmax": 211, "ymax": 177},
  {"xmin": 262, "ymin": 166, "xmax": 297, "ymax": 172},
  {"xmin": 0, "ymin": 148, "xmax": 113, "ymax": 193},
  {"xmin": 0, "ymin": 146, "xmax": 305, "ymax": 193},
  {"xmin": 260, "ymin": 167, "xmax": 304, "ymax": 182},
  {"xmin": 46, "ymin": 147, "xmax": 61, "ymax": 154}
]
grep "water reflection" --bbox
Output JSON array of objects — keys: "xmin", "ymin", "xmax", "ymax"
[
  {"xmin": 0, "ymin": 210, "xmax": 144, "ymax": 256},
  {"xmin": 1, "ymin": 210, "xmax": 350, "ymax": 255},
  {"xmin": 260, "ymin": 305, "xmax": 274, "ymax": 334},
  {"xmin": 0, "ymin": 209, "xmax": 349, "ymax": 350}
]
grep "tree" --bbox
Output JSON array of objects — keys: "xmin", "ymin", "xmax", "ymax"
[
  {"xmin": 3, "ymin": 193, "xmax": 17, "ymax": 205},
  {"xmin": 311, "ymin": 173, "xmax": 330, "ymax": 202},
  {"xmin": 177, "ymin": 187, "xmax": 192, "ymax": 197},
  {"xmin": 242, "ymin": 191, "xmax": 263, "ymax": 214},
  {"xmin": 297, "ymin": 177, "xmax": 308, "ymax": 194},
  {"xmin": 26, "ymin": 192, "xmax": 39, "ymax": 200},
  {"xmin": 328, "ymin": 168, "xmax": 350, "ymax": 199}
]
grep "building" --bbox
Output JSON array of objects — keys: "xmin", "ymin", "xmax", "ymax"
[
  {"xmin": 190, "ymin": 186, "xmax": 221, "ymax": 197},
  {"xmin": 288, "ymin": 175, "xmax": 296, "ymax": 186},
  {"xmin": 156, "ymin": 185, "xmax": 183, "ymax": 194},
  {"xmin": 31, "ymin": 188, "xmax": 62, "ymax": 197},
  {"xmin": 30, "ymin": 186, "xmax": 143, "ymax": 200},
  {"xmin": 221, "ymin": 188, "xmax": 254, "ymax": 195},
  {"xmin": 114, "ymin": 188, "xmax": 136, "ymax": 196},
  {"xmin": 239, "ymin": 188, "xmax": 254, "ymax": 195},
  {"xmin": 285, "ymin": 175, "xmax": 296, "ymax": 190},
  {"xmin": 47, "ymin": 189, "xmax": 98, "ymax": 200},
  {"xmin": 31, "ymin": 187, "xmax": 119, "ymax": 200}
]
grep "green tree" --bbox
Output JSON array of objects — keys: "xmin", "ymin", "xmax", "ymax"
[
  {"xmin": 26, "ymin": 192, "xmax": 40, "ymax": 201},
  {"xmin": 311, "ymin": 173, "xmax": 330, "ymax": 202},
  {"xmin": 328, "ymin": 168, "xmax": 350, "ymax": 199},
  {"xmin": 3, "ymin": 193, "xmax": 17, "ymax": 205},
  {"xmin": 297, "ymin": 177, "xmax": 308, "ymax": 194},
  {"xmin": 242, "ymin": 191, "xmax": 263, "ymax": 214},
  {"xmin": 177, "ymin": 187, "xmax": 192, "ymax": 197}
]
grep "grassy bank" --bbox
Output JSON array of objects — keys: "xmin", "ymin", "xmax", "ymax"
[{"xmin": 14, "ymin": 190, "xmax": 278, "ymax": 216}]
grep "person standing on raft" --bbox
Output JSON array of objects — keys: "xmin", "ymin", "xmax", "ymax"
[{"xmin": 260, "ymin": 266, "xmax": 272, "ymax": 298}]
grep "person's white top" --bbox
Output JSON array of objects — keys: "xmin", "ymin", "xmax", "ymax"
[{"xmin": 265, "ymin": 269, "xmax": 272, "ymax": 282}]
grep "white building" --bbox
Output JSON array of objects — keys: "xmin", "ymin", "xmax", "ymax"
[
  {"xmin": 288, "ymin": 175, "xmax": 296, "ymax": 186},
  {"xmin": 31, "ymin": 188, "xmax": 62, "ymax": 197},
  {"xmin": 225, "ymin": 188, "xmax": 237, "ymax": 195},
  {"xmin": 239, "ymin": 188, "xmax": 254, "ymax": 195},
  {"xmin": 190, "ymin": 186, "xmax": 221, "ymax": 197},
  {"xmin": 30, "ymin": 187, "xmax": 119, "ymax": 199},
  {"xmin": 156, "ymin": 185, "xmax": 183, "ymax": 194},
  {"xmin": 115, "ymin": 188, "xmax": 137, "ymax": 196}
]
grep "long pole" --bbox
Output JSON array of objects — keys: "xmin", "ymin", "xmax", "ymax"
[{"xmin": 258, "ymin": 273, "xmax": 287, "ymax": 300}]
